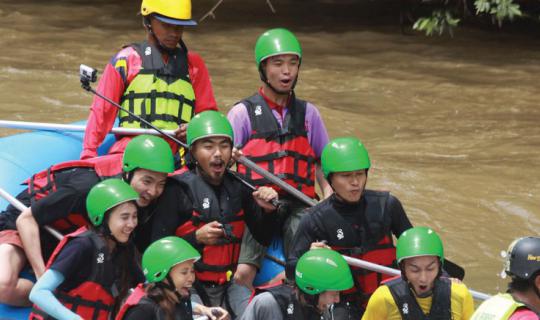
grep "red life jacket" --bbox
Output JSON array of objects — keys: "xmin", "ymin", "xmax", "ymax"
[
  {"xmin": 116, "ymin": 283, "xmax": 146, "ymax": 320},
  {"xmin": 24, "ymin": 154, "xmax": 123, "ymax": 234},
  {"xmin": 236, "ymin": 93, "xmax": 317, "ymax": 199},
  {"xmin": 173, "ymin": 171, "xmax": 245, "ymax": 284},
  {"xmin": 29, "ymin": 227, "xmax": 117, "ymax": 320},
  {"xmin": 314, "ymin": 191, "xmax": 397, "ymax": 305}
]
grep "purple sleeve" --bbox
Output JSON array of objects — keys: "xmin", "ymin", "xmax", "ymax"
[
  {"xmin": 305, "ymin": 103, "xmax": 329, "ymax": 159},
  {"xmin": 227, "ymin": 103, "xmax": 252, "ymax": 148}
]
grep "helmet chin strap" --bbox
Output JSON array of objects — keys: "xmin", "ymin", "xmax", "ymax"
[{"xmin": 158, "ymin": 274, "xmax": 184, "ymax": 302}]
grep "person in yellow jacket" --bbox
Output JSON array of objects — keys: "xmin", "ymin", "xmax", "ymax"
[
  {"xmin": 362, "ymin": 226, "xmax": 474, "ymax": 320},
  {"xmin": 471, "ymin": 237, "xmax": 540, "ymax": 320}
]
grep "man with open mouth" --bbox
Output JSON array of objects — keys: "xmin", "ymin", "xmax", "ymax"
[
  {"xmin": 362, "ymin": 226, "xmax": 474, "ymax": 320},
  {"xmin": 172, "ymin": 111, "xmax": 280, "ymax": 318},
  {"xmin": 227, "ymin": 27, "xmax": 333, "ymax": 292}
]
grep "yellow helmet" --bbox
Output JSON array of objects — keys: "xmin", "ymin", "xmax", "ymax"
[{"xmin": 141, "ymin": 0, "xmax": 197, "ymax": 26}]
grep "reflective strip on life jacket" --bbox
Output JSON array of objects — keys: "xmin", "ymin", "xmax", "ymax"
[
  {"xmin": 30, "ymin": 227, "xmax": 116, "ymax": 320},
  {"xmin": 119, "ymin": 41, "xmax": 195, "ymax": 130},
  {"xmin": 236, "ymin": 93, "xmax": 317, "ymax": 198},
  {"xmin": 386, "ymin": 277, "xmax": 452, "ymax": 320}
]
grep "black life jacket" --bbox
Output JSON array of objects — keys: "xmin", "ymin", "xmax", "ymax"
[
  {"xmin": 29, "ymin": 227, "xmax": 118, "ymax": 320},
  {"xmin": 253, "ymin": 284, "xmax": 324, "ymax": 320},
  {"xmin": 174, "ymin": 171, "xmax": 245, "ymax": 284},
  {"xmin": 236, "ymin": 92, "xmax": 317, "ymax": 198},
  {"xmin": 314, "ymin": 191, "xmax": 397, "ymax": 303},
  {"xmin": 386, "ymin": 277, "xmax": 452, "ymax": 320},
  {"xmin": 116, "ymin": 283, "xmax": 193, "ymax": 320}
]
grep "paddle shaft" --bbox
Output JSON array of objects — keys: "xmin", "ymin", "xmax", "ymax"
[
  {"xmin": 82, "ymin": 82, "xmax": 317, "ymax": 207},
  {"xmin": 0, "ymin": 120, "xmax": 175, "ymax": 136},
  {"xmin": 343, "ymin": 255, "xmax": 490, "ymax": 301},
  {"xmin": 0, "ymin": 187, "xmax": 63, "ymax": 241}
]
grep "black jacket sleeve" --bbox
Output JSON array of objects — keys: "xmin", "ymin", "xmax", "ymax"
[
  {"xmin": 285, "ymin": 209, "xmax": 323, "ymax": 280},
  {"xmin": 387, "ymin": 194, "xmax": 413, "ymax": 237}
]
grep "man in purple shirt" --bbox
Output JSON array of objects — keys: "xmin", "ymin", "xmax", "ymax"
[{"xmin": 227, "ymin": 28, "xmax": 332, "ymax": 289}]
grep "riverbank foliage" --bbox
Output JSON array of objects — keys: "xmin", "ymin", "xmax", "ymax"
[{"xmin": 410, "ymin": 0, "xmax": 536, "ymax": 36}]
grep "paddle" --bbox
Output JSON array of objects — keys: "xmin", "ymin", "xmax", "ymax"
[
  {"xmin": 79, "ymin": 65, "xmax": 316, "ymax": 208},
  {"xmin": 0, "ymin": 187, "xmax": 63, "ymax": 241},
  {"xmin": 0, "ymin": 120, "xmax": 175, "ymax": 136}
]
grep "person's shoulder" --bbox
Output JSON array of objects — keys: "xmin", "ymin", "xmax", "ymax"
[
  {"xmin": 123, "ymin": 299, "xmax": 158, "ymax": 320},
  {"xmin": 509, "ymin": 308, "xmax": 540, "ymax": 320},
  {"xmin": 228, "ymin": 100, "xmax": 249, "ymax": 115},
  {"xmin": 113, "ymin": 45, "xmax": 140, "ymax": 61},
  {"xmin": 450, "ymin": 281, "xmax": 473, "ymax": 301},
  {"xmin": 372, "ymin": 283, "xmax": 393, "ymax": 299},
  {"xmin": 250, "ymin": 291, "xmax": 280, "ymax": 310},
  {"xmin": 187, "ymin": 51, "xmax": 206, "ymax": 66},
  {"xmin": 66, "ymin": 232, "xmax": 95, "ymax": 249}
]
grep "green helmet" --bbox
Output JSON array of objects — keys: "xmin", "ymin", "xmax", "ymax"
[
  {"xmin": 86, "ymin": 179, "xmax": 139, "ymax": 226},
  {"xmin": 321, "ymin": 137, "xmax": 371, "ymax": 178},
  {"xmin": 254, "ymin": 28, "xmax": 302, "ymax": 68},
  {"xmin": 295, "ymin": 248, "xmax": 353, "ymax": 295},
  {"xmin": 143, "ymin": 236, "xmax": 201, "ymax": 283},
  {"xmin": 186, "ymin": 111, "xmax": 234, "ymax": 147},
  {"xmin": 123, "ymin": 135, "xmax": 174, "ymax": 174},
  {"xmin": 396, "ymin": 226, "xmax": 444, "ymax": 264}
]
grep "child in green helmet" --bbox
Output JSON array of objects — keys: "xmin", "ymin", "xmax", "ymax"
[
  {"xmin": 242, "ymin": 248, "xmax": 353, "ymax": 320},
  {"xmin": 362, "ymin": 226, "xmax": 474, "ymax": 320},
  {"xmin": 29, "ymin": 179, "xmax": 144, "ymax": 320},
  {"xmin": 117, "ymin": 236, "xmax": 229, "ymax": 320}
]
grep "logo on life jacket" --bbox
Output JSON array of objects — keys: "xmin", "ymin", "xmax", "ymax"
[
  {"xmin": 402, "ymin": 302, "xmax": 409, "ymax": 315},
  {"xmin": 202, "ymin": 197, "xmax": 210, "ymax": 209},
  {"xmin": 255, "ymin": 105, "xmax": 263, "ymax": 116},
  {"xmin": 144, "ymin": 46, "xmax": 151, "ymax": 56},
  {"xmin": 97, "ymin": 253, "xmax": 105, "ymax": 264},
  {"xmin": 337, "ymin": 229, "xmax": 344, "ymax": 240},
  {"xmin": 287, "ymin": 303, "xmax": 294, "ymax": 315}
]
